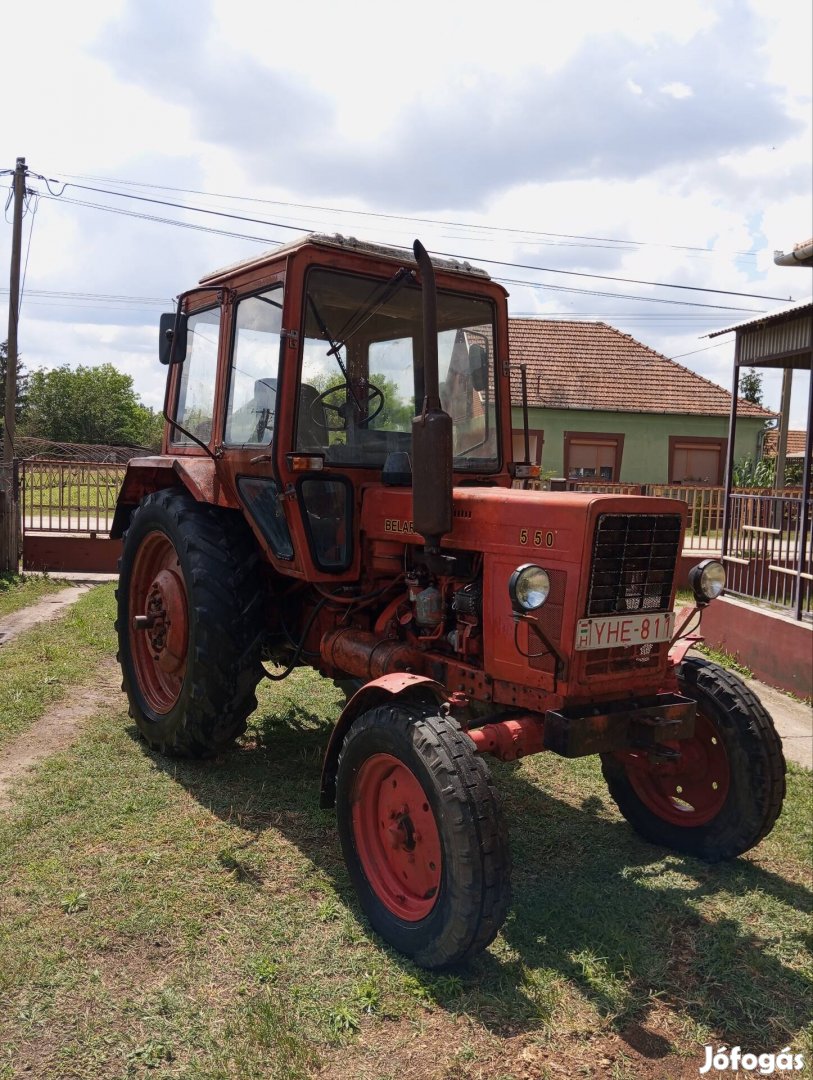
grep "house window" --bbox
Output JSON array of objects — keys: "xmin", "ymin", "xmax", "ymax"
[
  {"xmin": 512, "ymin": 428, "xmax": 544, "ymax": 466},
  {"xmin": 669, "ymin": 437, "xmax": 726, "ymax": 485},
  {"xmin": 564, "ymin": 432, "xmax": 624, "ymax": 482}
]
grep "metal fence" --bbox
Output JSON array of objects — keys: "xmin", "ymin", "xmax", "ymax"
[
  {"xmin": 530, "ymin": 480, "xmax": 805, "ymax": 553},
  {"xmin": 12, "ymin": 460, "xmax": 812, "ymax": 619},
  {"xmin": 560, "ymin": 481, "xmax": 728, "ymax": 550},
  {"xmin": 723, "ymin": 491, "xmax": 811, "ymax": 619},
  {"xmin": 20, "ymin": 459, "xmax": 127, "ymax": 535},
  {"xmin": 521, "ymin": 478, "xmax": 810, "ymax": 620},
  {"xmin": 646, "ymin": 485, "xmax": 726, "ymax": 551}
]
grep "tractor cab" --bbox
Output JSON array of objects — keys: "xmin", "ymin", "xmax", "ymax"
[{"xmin": 150, "ymin": 234, "xmax": 512, "ymax": 583}]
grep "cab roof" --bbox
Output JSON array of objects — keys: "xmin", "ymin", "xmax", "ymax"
[{"xmin": 199, "ymin": 232, "xmax": 491, "ymax": 285}]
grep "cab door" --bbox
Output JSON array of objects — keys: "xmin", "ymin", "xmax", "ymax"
[{"xmin": 218, "ymin": 282, "xmax": 298, "ymax": 571}]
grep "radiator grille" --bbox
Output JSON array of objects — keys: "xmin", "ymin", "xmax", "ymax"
[
  {"xmin": 584, "ymin": 641, "xmax": 666, "ymax": 677},
  {"xmin": 587, "ymin": 514, "xmax": 681, "ymax": 617}
]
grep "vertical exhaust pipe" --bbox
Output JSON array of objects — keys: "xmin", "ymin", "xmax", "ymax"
[{"xmin": 412, "ymin": 240, "xmax": 453, "ymax": 557}]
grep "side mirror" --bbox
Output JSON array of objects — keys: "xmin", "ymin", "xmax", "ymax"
[
  {"xmin": 159, "ymin": 312, "xmax": 188, "ymax": 366},
  {"xmin": 468, "ymin": 343, "xmax": 488, "ymax": 391}
]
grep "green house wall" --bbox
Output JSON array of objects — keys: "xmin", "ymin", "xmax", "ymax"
[{"xmin": 511, "ymin": 407, "xmax": 766, "ymax": 484}]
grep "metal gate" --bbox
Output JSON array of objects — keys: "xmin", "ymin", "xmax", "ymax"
[{"xmin": 20, "ymin": 458, "xmax": 125, "ymax": 573}]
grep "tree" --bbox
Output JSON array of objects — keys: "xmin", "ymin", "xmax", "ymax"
[
  {"xmin": 739, "ymin": 367, "xmax": 763, "ymax": 405},
  {"xmin": 22, "ymin": 364, "xmax": 161, "ymax": 447},
  {"xmin": 0, "ymin": 339, "xmax": 30, "ymax": 438}
]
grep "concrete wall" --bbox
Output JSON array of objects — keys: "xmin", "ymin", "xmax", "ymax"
[
  {"xmin": 511, "ymin": 407, "xmax": 765, "ymax": 485},
  {"xmin": 700, "ymin": 595, "xmax": 812, "ymax": 699}
]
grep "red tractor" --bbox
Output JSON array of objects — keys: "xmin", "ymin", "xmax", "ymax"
[{"xmin": 113, "ymin": 234, "xmax": 785, "ymax": 968}]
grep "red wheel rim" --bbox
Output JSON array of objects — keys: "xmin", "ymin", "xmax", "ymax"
[
  {"xmin": 621, "ymin": 709, "xmax": 730, "ymax": 826},
  {"xmin": 351, "ymin": 753, "xmax": 442, "ymax": 921},
  {"xmin": 128, "ymin": 531, "xmax": 188, "ymax": 714}
]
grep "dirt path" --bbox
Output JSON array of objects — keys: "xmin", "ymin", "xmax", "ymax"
[
  {"xmin": 0, "ymin": 586, "xmax": 91, "ymax": 647},
  {"xmin": 0, "ymin": 657, "xmax": 121, "ymax": 811}
]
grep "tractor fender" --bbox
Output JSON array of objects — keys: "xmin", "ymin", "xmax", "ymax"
[
  {"xmin": 111, "ymin": 456, "xmax": 229, "ymax": 538},
  {"xmin": 319, "ymin": 673, "xmax": 448, "ymax": 808}
]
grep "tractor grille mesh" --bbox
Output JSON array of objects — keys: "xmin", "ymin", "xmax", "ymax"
[
  {"xmin": 587, "ymin": 514, "xmax": 681, "ymax": 617},
  {"xmin": 584, "ymin": 641, "xmax": 666, "ymax": 677}
]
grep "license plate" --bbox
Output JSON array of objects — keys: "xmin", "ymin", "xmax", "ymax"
[{"xmin": 575, "ymin": 611, "xmax": 675, "ymax": 651}]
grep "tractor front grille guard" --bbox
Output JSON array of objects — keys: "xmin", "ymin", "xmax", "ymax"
[
  {"xmin": 587, "ymin": 513, "xmax": 682, "ymax": 617},
  {"xmin": 584, "ymin": 513, "xmax": 682, "ymax": 677}
]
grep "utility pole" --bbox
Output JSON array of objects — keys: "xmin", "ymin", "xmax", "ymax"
[
  {"xmin": 3, "ymin": 156, "xmax": 27, "ymax": 462},
  {"xmin": 1, "ymin": 157, "xmax": 26, "ymax": 572}
]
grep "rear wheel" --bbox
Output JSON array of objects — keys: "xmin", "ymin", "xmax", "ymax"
[
  {"xmin": 116, "ymin": 489, "xmax": 264, "ymax": 757},
  {"xmin": 601, "ymin": 656, "xmax": 786, "ymax": 860},
  {"xmin": 336, "ymin": 703, "xmax": 511, "ymax": 968}
]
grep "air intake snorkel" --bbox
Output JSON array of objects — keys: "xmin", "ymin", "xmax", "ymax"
[{"xmin": 411, "ymin": 240, "xmax": 453, "ymax": 565}]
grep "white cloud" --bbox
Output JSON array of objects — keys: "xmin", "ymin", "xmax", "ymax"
[
  {"xmin": 659, "ymin": 82, "xmax": 694, "ymax": 99},
  {"xmin": 1, "ymin": 0, "xmax": 810, "ymax": 431}
]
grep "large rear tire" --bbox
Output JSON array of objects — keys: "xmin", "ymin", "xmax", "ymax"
[
  {"xmin": 336, "ymin": 703, "xmax": 511, "ymax": 968},
  {"xmin": 116, "ymin": 489, "xmax": 264, "ymax": 757},
  {"xmin": 601, "ymin": 656, "xmax": 786, "ymax": 861}
]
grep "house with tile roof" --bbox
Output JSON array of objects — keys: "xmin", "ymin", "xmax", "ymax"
[
  {"xmin": 508, "ymin": 318, "xmax": 774, "ymax": 485},
  {"xmin": 762, "ymin": 429, "xmax": 810, "ymax": 460}
]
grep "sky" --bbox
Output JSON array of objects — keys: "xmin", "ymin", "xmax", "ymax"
[{"xmin": 2, "ymin": 0, "xmax": 811, "ymax": 430}]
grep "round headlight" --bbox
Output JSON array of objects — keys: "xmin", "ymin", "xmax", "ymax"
[
  {"xmin": 509, "ymin": 564, "xmax": 551, "ymax": 612},
  {"xmin": 689, "ymin": 559, "xmax": 726, "ymax": 603}
]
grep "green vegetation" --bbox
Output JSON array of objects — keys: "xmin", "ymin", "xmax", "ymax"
[
  {"xmin": 733, "ymin": 453, "xmax": 804, "ymax": 489},
  {"xmin": 309, "ymin": 371, "xmax": 415, "ymax": 435},
  {"xmin": 739, "ymin": 367, "xmax": 764, "ymax": 406},
  {"xmin": 0, "ymin": 584, "xmax": 116, "ymax": 748},
  {"xmin": 0, "ymin": 573, "xmax": 67, "ymax": 620},
  {"xmin": 693, "ymin": 643, "xmax": 755, "ymax": 679},
  {"xmin": 0, "ymin": 589, "xmax": 810, "ymax": 1078},
  {"xmin": 21, "ymin": 364, "xmax": 163, "ymax": 449}
]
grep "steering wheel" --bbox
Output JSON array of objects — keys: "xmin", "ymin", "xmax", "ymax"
[{"xmin": 310, "ymin": 381, "xmax": 385, "ymax": 431}]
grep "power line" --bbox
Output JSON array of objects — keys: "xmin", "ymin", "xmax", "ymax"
[
  {"xmin": 30, "ymin": 172, "xmax": 791, "ymax": 303},
  {"xmin": 37, "ymin": 192, "xmax": 281, "ymax": 246},
  {"xmin": 435, "ymin": 252, "xmax": 790, "ymax": 303},
  {"xmin": 0, "ymin": 288, "xmax": 170, "ymax": 305},
  {"xmin": 668, "ymin": 341, "xmax": 731, "ymax": 361},
  {"xmin": 32, "ymin": 188, "xmax": 767, "ymax": 315},
  {"xmin": 495, "ymin": 275, "xmax": 761, "ymax": 312},
  {"xmin": 53, "ymin": 169, "xmax": 762, "ymax": 259}
]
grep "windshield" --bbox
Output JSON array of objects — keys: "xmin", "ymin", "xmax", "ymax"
[{"xmin": 296, "ymin": 268, "xmax": 499, "ymax": 471}]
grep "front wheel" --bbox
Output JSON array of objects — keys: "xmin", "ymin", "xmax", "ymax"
[
  {"xmin": 601, "ymin": 656, "xmax": 786, "ymax": 861},
  {"xmin": 336, "ymin": 704, "xmax": 511, "ymax": 968}
]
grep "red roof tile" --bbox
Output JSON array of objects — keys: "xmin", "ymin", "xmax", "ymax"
[
  {"xmin": 763, "ymin": 429, "xmax": 810, "ymax": 457},
  {"xmin": 508, "ymin": 318, "xmax": 774, "ymax": 419}
]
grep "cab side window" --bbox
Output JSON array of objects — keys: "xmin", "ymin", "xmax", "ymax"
[
  {"xmin": 225, "ymin": 287, "xmax": 284, "ymax": 446},
  {"xmin": 172, "ymin": 308, "xmax": 220, "ymax": 444}
]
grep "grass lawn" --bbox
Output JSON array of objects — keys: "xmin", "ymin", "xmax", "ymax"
[
  {"xmin": 0, "ymin": 588, "xmax": 810, "ymax": 1079},
  {"xmin": 0, "ymin": 573, "xmax": 70, "ymax": 621}
]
